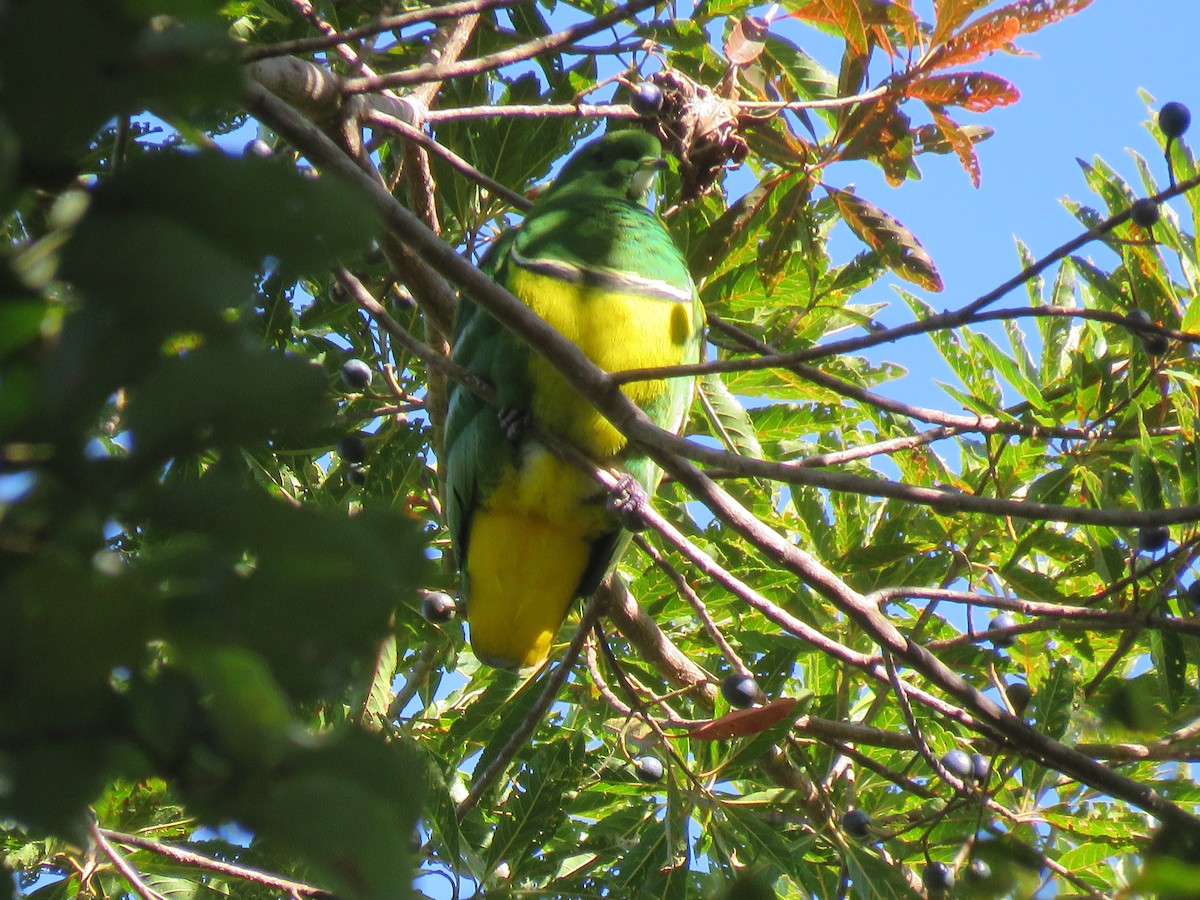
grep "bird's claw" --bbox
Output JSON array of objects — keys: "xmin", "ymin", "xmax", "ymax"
[
  {"xmin": 607, "ymin": 475, "xmax": 649, "ymax": 532},
  {"xmin": 497, "ymin": 407, "xmax": 530, "ymax": 442}
]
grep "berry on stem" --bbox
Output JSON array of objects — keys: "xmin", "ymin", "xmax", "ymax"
[
  {"xmin": 244, "ymin": 138, "xmax": 273, "ymax": 158},
  {"xmin": 1130, "ymin": 198, "xmax": 1160, "ymax": 228},
  {"xmin": 1186, "ymin": 581, "xmax": 1200, "ymax": 609},
  {"xmin": 721, "ymin": 673, "xmax": 766, "ymax": 709},
  {"xmin": 971, "ymin": 752, "xmax": 990, "ymax": 782},
  {"xmin": 987, "ymin": 612, "xmax": 1016, "ymax": 649},
  {"xmin": 841, "ymin": 809, "xmax": 872, "ymax": 839},
  {"xmin": 967, "ymin": 858, "xmax": 992, "ymax": 881},
  {"xmin": 940, "ymin": 749, "xmax": 973, "ymax": 781},
  {"xmin": 634, "ymin": 756, "xmax": 664, "ymax": 783},
  {"xmin": 1128, "ymin": 309, "xmax": 1169, "ymax": 355},
  {"xmin": 337, "ymin": 434, "xmax": 368, "ymax": 464},
  {"xmin": 421, "ymin": 591, "xmax": 457, "ymax": 623},
  {"xmin": 341, "ymin": 358, "xmax": 373, "ymax": 390},
  {"xmin": 1138, "ymin": 525, "xmax": 1170, "ymax": 552},
  {"xmin": 923, "ymin": 862, "xmax": 954, "ymax": 894},
  {"xmin": 630, "ymin": 82, "xmax": 663, "ymax": 117},
  {"xmin": 1005, "ymin": 681, "xmax": 1032, "ymax": 715},
  {"xmin": 1159, "ymin": 101, "xmax": 1191, "ymax": 139}
]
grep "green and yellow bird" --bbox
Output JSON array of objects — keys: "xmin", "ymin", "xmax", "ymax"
[{"xmin": 444, "ymin": 130, "xmax": 704, "ymax": 670}]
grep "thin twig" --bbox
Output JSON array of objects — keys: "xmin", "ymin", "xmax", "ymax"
[
  {"xmin": 423, "ymin": 102, "xmax": 638, "ymax": 123},
  {"xmin": 616, "ymin": 303, "xmax": 1198, "ymax": 385},
  {"xmin": 98, "ymin": 829, "xmax": 333, "ymax": 897},
  {"xmin": 632, "ymin": 533, "xmax": 748, "ymax": 675},
  {"xmin": 365, "ymin": 110, "xmax": 531, "ymax": 209},
  {"xmin": 344, "ymin": 0, "xmax": 661, "ymax": 93},
  {"xmin": 242, "ymin": 0, "xmax": 518, "ymax": 61}
]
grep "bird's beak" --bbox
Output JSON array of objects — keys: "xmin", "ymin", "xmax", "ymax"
[{"xmin": 629, "ymin": 156, "xmax": 667, "ymax": 200}]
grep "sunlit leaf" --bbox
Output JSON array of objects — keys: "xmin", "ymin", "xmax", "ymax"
[
  {"xmin": 827, "ymin": 186, "xmax": 943, "ymax": 290},
  {"xmin": 907, "ymin": 71, "xmax": 1020, "ymax": 112}
]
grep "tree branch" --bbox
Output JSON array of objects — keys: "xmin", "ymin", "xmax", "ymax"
[
  {"xmin": 242, "ymin": 0, "xmax": 518, "ymax": 62},
  {"xmin": 97, "ymin": 829, "xmax": 333, "ymax": 898},
  {"xmin": 343, "ymin": 0, "xmax": 661, "ymax": 93}
]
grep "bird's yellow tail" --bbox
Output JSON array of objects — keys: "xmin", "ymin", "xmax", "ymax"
[{"xmin": 465, "ymin": 510, "xmax": 590, "ymax": 670}]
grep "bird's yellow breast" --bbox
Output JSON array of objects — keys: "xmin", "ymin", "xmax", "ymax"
[{"xmin": 508, "ymin": 266, "xmax": 696, "ymax": 460}]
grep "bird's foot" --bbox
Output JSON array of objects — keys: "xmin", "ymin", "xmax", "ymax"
[
  {"xmin": 497, "ymin": 406, "xmax": 530, "ymax": 443},
  {"xmin": 607, "ymin": 475, "xmax": 649, "ymax": 532}
]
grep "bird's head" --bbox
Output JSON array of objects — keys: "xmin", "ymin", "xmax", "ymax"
[{"xmin": 541, "ymin": 130, "xmax": 666, "ymax": 204}]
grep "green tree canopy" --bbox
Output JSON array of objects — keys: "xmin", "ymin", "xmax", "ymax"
[{"xmin": 3, "ymin": 1, "xmax": 1200, "ymax": 898}]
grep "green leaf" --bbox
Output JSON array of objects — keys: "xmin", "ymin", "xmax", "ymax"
[
  {"xmin": 699, "ymin": 372, "xmax": 765, "ymax": 461},
  {"xmin": 224, "ymin": 732, "xmax": 423, "ymax": 900},
  {"xmin": 757, "ymin": 178, "xmax": 815, "ymax": 294}
]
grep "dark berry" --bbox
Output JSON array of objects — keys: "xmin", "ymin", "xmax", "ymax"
[
  {"xmin": 987, "ymin": 612, "xmax": 1016, "ymax": 649},
  {"xmin": 341, "ymin": 358, "xmax": 373, "ymax": 390},
  {"xmin": 1187, "ymin": 581, "xmax": 1200, "ymax": 608},
  {"xmin": 1005, "ymin": 681, "xmax": 1032, "ymax": 715},
  {"xmin": 923, "ymin": 862, "xmax": 954, "ymax": 893},
  {"xmin": 1138, "ymin": 525, "xmax": 1170, "ymax": 552},
  {"xmin": 967, "ymin": 858, "xmax": 992, "ymax": 881},
  {"xmin": 421, "ymin": 591, "xmax": 457, "ymax": 623},
  {"xmin": 1145, "ymin": 332, "xmax": 1171, "ymax": 355},
  {"xmin": 940, "ymin": 748, "xmax": 973, "ymax": 781},
  {"xmin": 244, "ymin": 138, "xmax": 273, "ymax": 158},
  {"xmin": 634, "ymin": 756, "xmax": 664, "ymax": 783},
  {"xmin": 345, "ymin": 463, "xmax": 367, "ymax": 486},
  {"xmin": 364, "ymin": 239, "xmax": 384, "ymax": 264},
  {"xmin": 842, "ymin": 808, "xmax": 872, "ymax": 839},
  {"xmin": 337, "ymin": 434, "xmax": 368, "ymax": 463},
  {"xmin": 971, "ymin": 753, "xmax": 991, "ymax": 782},
  {"xmin": 1128, "ymin": 309, "xmax": 1170, "ymax": 355},
  {"xmin": 721, "ymin": 673, "xmax": 766, "ymax": 709},
  {"xmin": 630, "ymin": 82, "xmax": 664, "ymax": 117},
  {"xmin": 1128, "ymin": 308, "xmax": 1154, "ymax": 327},
  {"xmin": 1159, "ymin": 102, "xmax": 1192, "ymax": 139},
  {"xmin": 1130, "ymin": 198, "xmax": 1160, "ymax": 228},
  {"xmin": 740, "ymin": 14, "xmax": 769, "ymax": 41}
]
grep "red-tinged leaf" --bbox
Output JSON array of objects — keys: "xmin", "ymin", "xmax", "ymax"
[
  {"xmin": 827, "ymin": 186, "xmax": 943, "ymax": 291},
  {"xmin": 872, "ymin": 0, "xmax": 922, "ymax": 52},
  {"xmin": 925, "ymin": 15, "xmax": 1021, "ymax": 70},
  {"xmin": 788, "ymin": 0, "xmax": 868, "ymax": 55},
  {"xmin": 686, "ymin": 698, "xmax": 800, "ymax": 741},
  {"xmin": 930, "ymin": 0, "xmax": 992, "ymax": 46},
  {"xmin": 725, "ymin": 15, "xmax": 767, "ymax": 67},
  {"xmin": 929, "ymin": 105, "xmax": 982, "ymax": 187},
  {"xmin": 969, "ymin": 0, "xmax": 1094, "ymax": 39},
  {"xmin": 907, "ymin": 72, "xmax": 1020, "ymax": 112},
  {"xmin": 839, "ymin": 100, "xmax": 915, "ymax": 186}
]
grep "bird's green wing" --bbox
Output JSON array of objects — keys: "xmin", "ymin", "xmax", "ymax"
[{"xmin": 443, "ymin": 228, "xmax": 530, "ymax": 568}]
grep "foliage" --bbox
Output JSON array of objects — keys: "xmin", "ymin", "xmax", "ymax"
[{"xmin": 2, "ymin": 0, "xmax": 1199, "ymax": 898}]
